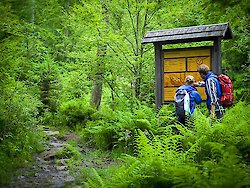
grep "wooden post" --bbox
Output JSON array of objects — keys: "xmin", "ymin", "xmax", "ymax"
[
  {"xmin": 212, "ymin": 37, "xmax": 222, "ymax": 75},
  {"xmin": 154, "ymin": 43, "xmax": 163, "ymax": 110}
]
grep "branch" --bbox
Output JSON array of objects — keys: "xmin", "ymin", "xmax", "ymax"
[
  {"xmin": 141, "ymin": 0, "xmax": 149, "ymax": 38},
  {"xmin": 147, "ymin": 4, "xmax": 162, "ymax": 25},
  {"xmin": 101, "ymin": 73, "xmax": 133, "ymax": 102},
  {"xmin": 126, "ymin": 0, "xmax": 137, "ymax": 51},
  {"xmin": 100, "ymin": 74, "xmax": 120, "ymax": 98},
  {"xmin": 135, "ymin": 9, "xmax": 139, "ymax": 57},
  {"xmin": 114, "ymin": 42, "xmax": 135, "ymax": 69},
  {"xmin": 124, "ymin": 36, "xmax": 136, "ymax": 55},
  {"xmin": 107, "ymin": 43, "xmax": 135, "ymax": 74}
]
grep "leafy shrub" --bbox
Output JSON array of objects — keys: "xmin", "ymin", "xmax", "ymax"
[
  {"xmin": 84, "ymin": 102, "xmax": 250, "ymax": 188},
  {"xmin": 79, "ymin": 104, "xmax": 160, "ymax": 151},
  {"xmin": 56, "ymin": 143, "xmax": 82, "ymax": 160},
  {"xmin": 58, "ymin": 70, "xmax": 91, "ymax": 103},
  {"xmin": 55, "ymin": 98, "xmax": 96, "ymax": 127},
  {"xmin": 0, "ymin": 79, "xmax": 43, "ymax": 183}
]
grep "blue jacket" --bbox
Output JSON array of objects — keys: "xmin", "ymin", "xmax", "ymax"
[
  {"xmin": 204, "ymin": 72, "xmax": 222, "ymax": 110},
  {"xmin": 176, "ymin": 85, "xmax": 202, "ymax": 115}
]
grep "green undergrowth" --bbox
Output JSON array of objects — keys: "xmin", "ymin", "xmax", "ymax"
[
  {"xmin": 49, "ymin": 98, "xmax": 177, "ymax": 152},
  {"xmin": 0, "ymin": 79, "xmax": 44, "ymax": 184},
  {"xmin": 82, "ymin": 102, "xmax": 250, "ymax": 188},
  {"xmin": 39, "ymin": 98, "xmax": 250, "ymax": 187},
  {"xmin": 0, "ymin": 129, "xmax": 44, "ymax": 183}
]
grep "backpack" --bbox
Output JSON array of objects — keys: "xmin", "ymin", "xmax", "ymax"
[
  {"xmin": 174, "ymin": 89, "xmax": 191, "ymax": 119},
  {"xmin": 217, "ymin": 74, "xmax": 234, "ymax": 107}
]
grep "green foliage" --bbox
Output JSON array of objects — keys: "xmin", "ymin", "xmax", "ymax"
[
  {"xmin": 0, "ymin": 77, "xmax": 43, "ymax": 183},
  {"xmin": 58, "ymin": 70, "xmax": 91, "ymax": 102},
  {"xmin": 56, "ymin": 143, "xmax": 82, "ymax": 160},
  {"xmin": 55, "ymin": 98, "xmax": 96, "ymax": 127},
  {"xmin": 85, "ymin": 168, "xmax": 105, "ymax": 188},
  {"xmin": 0, "ymin": 128, "xmax": 43, "ymax": 183},
  {"xmin": 0, "ymin": 80, "xmax": 38, "ymax": 137},
  {"xmin": 201, "ymin": 0, "xmax": 250, "ymax": 102},
  {"xmin": 0, "ymin": 0, "xmax": 249, "ymax": 187},
  {"xmin": 84, "ymin": 102, "xmax": 250, "ymax": 188},
  {"xmin": 77, "ymin": 103, "xmax": 161, "ymax": 150}
]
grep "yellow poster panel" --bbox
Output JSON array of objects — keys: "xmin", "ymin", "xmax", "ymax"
[
  {"xmin": 164, "ymin": 87, "xmax": 177, "ymax": 101},
  {"xmin": 164, "ymin": 58, "xmax": 186, "ymax": 72},
  {"xmin": 187, "ymin": 56, "xmax": 210, "ymax": 71},
  {"xmin": 196, "ymin": 87, "xmax": 207, "ymax": 100},
  {"xmin": 164, "ymin": 48, "xmax": 210, "ymax": 59},
  {"xmin": 164, "ymin": 73, "xmax": 185, "ymax": 87}
]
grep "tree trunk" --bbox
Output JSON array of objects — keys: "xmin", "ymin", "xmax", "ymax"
[
  {"xmin": 90, "ymin": 74, "xmax": 103, "ymax": 109},
  {"xmin": 90, "ymin": 45, "xmax": 106, "ymax": 109},
  {"xmin": 90, "ymin": 1, "xmax": 108, "ymax": 109}
]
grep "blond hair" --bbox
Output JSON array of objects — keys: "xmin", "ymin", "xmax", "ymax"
[{"xmin": 185, "ymin": 75, "xmax": 195, "ymax": 85}]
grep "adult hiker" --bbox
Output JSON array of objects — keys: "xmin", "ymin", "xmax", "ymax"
[
  {"xmin": 174, "ymin": 75, "xmax": 202, "ymax": 125},
  {"xmin": 197, "ymin": 64, "xmax": 224, "ymax": 119}
]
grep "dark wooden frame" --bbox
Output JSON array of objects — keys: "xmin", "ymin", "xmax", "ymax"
[{"xmin": 142, "ymin": 23, "xmax": 233, "ymax": 109}]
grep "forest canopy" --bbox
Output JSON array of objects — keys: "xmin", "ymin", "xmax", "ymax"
[{"xmin": 0, "ymin": 0, "xmax": 249, "ymax": 187}]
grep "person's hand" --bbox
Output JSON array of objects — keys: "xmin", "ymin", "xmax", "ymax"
[
  {"xmin": 194, "ymin": 81, "xmax": 205, "ymax": 87},
  {"xmin": 193, "ymin": 82, "xmax": 199, "ymax": 87}
]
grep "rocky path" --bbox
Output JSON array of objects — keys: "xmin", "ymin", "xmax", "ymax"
[{"xmin": 6, "ymin": 126, "xmax": 82, "ymax": 188}]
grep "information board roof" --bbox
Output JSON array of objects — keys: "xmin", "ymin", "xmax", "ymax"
[{"xmin": 142, "ymin": 23, "xmax": 233, "ymax": 44}]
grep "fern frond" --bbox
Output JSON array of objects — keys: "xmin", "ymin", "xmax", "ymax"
[{"xmin": 85, "ymin": 168, "xmax": 105, "ymax": 188}]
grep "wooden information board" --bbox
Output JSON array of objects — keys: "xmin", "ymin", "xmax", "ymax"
[{"xmin": 163, "ymin": 47, "xmax": 211, "ymax": 102}]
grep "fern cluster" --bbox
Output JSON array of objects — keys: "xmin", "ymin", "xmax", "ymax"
[
  {"xmin": 48, "ymin": 93, "xmax": 177, "ymax": 152},
  {"xmin": 84, "ymin": 102, "xmax": 250, "ymax": 188},
  {"xmin": 82, "ymin": 106, "xmax": 156, "ymax": 150}
]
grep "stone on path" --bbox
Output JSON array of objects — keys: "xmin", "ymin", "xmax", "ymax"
[
  {"xmin": 43, "ymin": 130, "xmax": 60, "ymax": 136},
  {"xmin": 7, "ymin": 127, "xmax": 82, "ymax": 188}
]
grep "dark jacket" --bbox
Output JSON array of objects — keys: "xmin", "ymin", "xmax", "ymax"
[{"xmin": 176, "ymin": 84, "xmax": 202, "ymax": 115}]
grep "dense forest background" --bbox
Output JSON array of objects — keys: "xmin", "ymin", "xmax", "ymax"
[{"xmin": 0, "ymin": 0, "xmax": 249, "ymax": 187}]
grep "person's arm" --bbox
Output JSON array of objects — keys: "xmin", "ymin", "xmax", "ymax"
[{"xmin": 192, "ymin": 91, "xmax": 202, "ymax": 104}]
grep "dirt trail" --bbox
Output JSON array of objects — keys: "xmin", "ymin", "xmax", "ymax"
[{"xmin": 6, "ymin": 126, "xmax": 82, "ymax": 188}]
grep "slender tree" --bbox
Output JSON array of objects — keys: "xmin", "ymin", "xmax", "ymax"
[{"xmin": 90, "ymin": 0, "xmax": 110, "ymax": 109}]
